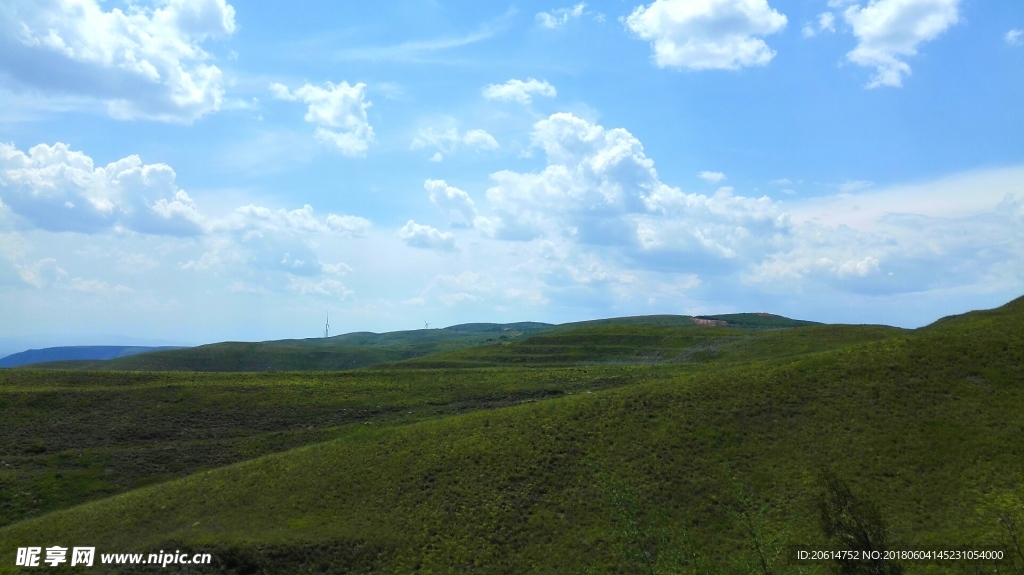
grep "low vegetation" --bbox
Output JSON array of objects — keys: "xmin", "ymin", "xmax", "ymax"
[
  {"xmin": 24, "ymin": 323, "xmax": 551, "ymax": 372},
  {"xmin": 0, "ymin": 299, "xmax": 1021, "ymax": 574}
]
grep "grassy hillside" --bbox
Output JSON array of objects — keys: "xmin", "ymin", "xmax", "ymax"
[
  {"xmin": 1, "ymin": 298, "xmax": 1021, "ymax": 573},
  {"xmin": 0, "ymin": 365, "xmax": 644, "ymax": 529},
  {"xmin": 18, "ymin": 315, "xmax": 814, "ymax": 372},
  {"xmin": 24, "ymin": 324, "xmax": 551, "ymax": 372},
  {"xmin": 0, "ymin": 320, "xmax": 866, "ymax": 528},
  {"xmin": 0, "ymin": 346, "xmax": 183, "ymax": 368},
  {"xmin": 390, "ymin": 323, "xmax": 901, "ymax": 368}
]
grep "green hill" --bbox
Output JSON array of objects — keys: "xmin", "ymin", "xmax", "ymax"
[
  {"xmin": 17, "ymin": 316, "xmax": 813, "ymax": 372},
  {"xmin": 0, "ymin": 320, "xmax": 879, "ymax": 530},
  {"xmin": 24, "ymin": 323, "xmax": 552, "ymax": 372},
  {"xmin": 389, "ymin": 323, "xmax": 896, "ymax": 368},
  {"xmin": 1, "ymin": 299, "xmax": 1022, "ymax": 574},
  {"xmin": 0, "ymin": 346, "xmax": 183, "ymax": 368}
]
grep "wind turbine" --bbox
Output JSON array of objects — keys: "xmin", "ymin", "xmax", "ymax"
[
  {"xmin": 423, "ymin": 318, "xmax": 430, "ymax": 330},
  {"xmin": 325, "ymin": 312, "xmax": 330, "ymax": 338}
]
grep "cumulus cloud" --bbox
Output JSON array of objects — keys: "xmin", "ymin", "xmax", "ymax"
[
  {"xmin": 842, "ymin": 0, "xmax": 961, "ymax": 88},
  {"xmin": 220, "ymin": 204, "xmax": 371, "ymax": 239},
  {"xmin": 425, "ymin": 179, "xmax": 478, "ymax": 227},
  {"xmin": 482, "ymin": 78, "xmax": 557, "ymax": 105},
  {"xmin": 1007, "ymin": 29, "xmax": 1023, "ymax": 47},
  {"xmin": 398, "ymin": 220, "xmax": 457, "ymax": 251},
  {"xmin": 411, "ymin": 127, "xmax": 499, "ymax": 159},
  {"xmin": 0, "ymin": 0, "xmax": 237, "ymax": 121},
  {"xmin": 479, "ymin": 112, "xmax": 787, "ymax": 268},
  {"xmin": 803, "ymin": 12, "xmax": 836, "ymax": 37},
  {"xmin": 180, "ymin": 203, "xmax": 370, "ymax": 284},
  {"xmin": 326, "ymin": 214, "xmax": 372, "ymax": 237},
  {"xmin": 425, "ymin": 113, "xmax": 1024, "ymax": 305},
  {"xmin": 698, "ymin": 171, "xmax": 726, "ymax": 184},
  {"xmin": 270, "ymin": 81, "xmax": 374, "ymax": 156},
  {"xmin": 321, "ymin": 261, "xmax": 353, "ymax": 275},
  {"xmin": 0, "ymin": 142, "xmax": 205, "ymax": 235},
  {"xmin": 625, "ymin": 0, "xmax": 787, "ymax": 70},
  {"xmin": 0, "ymin": 140, "xmax": 375, "ymax": 300},
  {"xmin": 536, "ymin": 3, "xmax": 587, "ymax": 29}
]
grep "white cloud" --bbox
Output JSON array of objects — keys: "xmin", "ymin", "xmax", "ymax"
[
  {"xmin": 0, "ymin": 0, "xmax": 237, "ymax": 121},
  {"xmin": 842, "ymin": 0, "xmax": 961, "ymax": 88},
  {"xmin": 1007, "ymin": 29, "xmax": 1023, "ymax": 47},
  {"xmin": 698, "ymin": 171, "xmax": 726, "ymax": 184},
  {"xmin": 536, "ymin": 3, "xmax": 587, "ymax": 29},
  {"xmin": 325, "ymin": 214, "xmax": 372, "ymax": 237},
  {"xmin": 398, "ymin": 220, "xmax": 457, "ymax": 251},
  {"xmin": 0, "ymin": 142, "xmax": 205, "ymax": 235},
  {"xmin": 180, "ymin": 205, "xmax": 369, "ymax": 285},
  {"xmin": 480, "ymin": 113, "xmax": 786, "ymax": 264},
  {"xmin": 740, "ymin": 166, "xmax": 1024, "ymax": 297},
  {"xmin": 0, "ymin": 244, "xmax": 140, "ymax": 294},
  {"xmin": 0, "ymin": 141, "xmax": 374, "ymax": 299},
  {"xmin": 432, "ymin": 114, "xmax": 1024, "ymax": 305},
  {"xmin": 118, "ymin": 252, "xmax": 160, "ymax": 273},
  {"xmin": 287, "ymin": 277, "xmax": 353, "ymax": 299},
  {"xmin": 270, "ymin": 82, "xmax": 374, "ymax": 156},
  {"xmin": 321, "ymin": 262, "xmax": 353, "ymax": 275},
  {"xmin": 787, "ymin": 167, "xmax": 1024, "ymax": 232},
  {"xmin": 803, "ymin": 12, "xmax": 836, "ymax": 37},
  {"xmin": 69, "ymin": 277, "xmax": 132, "ymax": 295},
  {"xmin": 411, "ymin": 127, "xmax": 499, "ymax": 158},
  {"xmin": 625, "ymin": 0, "xmax": 788, "ymax": 70},
  {"xmin": 13, "ymin": 257, "xmax": 67, "ymax": 288},
  {"xmin": 837, "ymin": 256, "xmax": 880, "ymax": 278},
  {"xmin": 838, "ymin": 180, "xmax": 874, "ymax": 193},
  {"xmin": 425, "ymin": 179, "xmax": 478, "ymax": 227},
  {"xmin": 819, "ymin": 12, "xmax": 837, "ymax": 32},
  {"xmin": 482, "ymin": 78, "xmax": 557, "ymax": 105},
  {"xmin": 222, "ymin": 204, "xmax": 371, "ymax": 240},
  {"xmin": 439, "ymin": 292, "xmax": 480, "ymax": 306},
  {"xmin": 770, "ymin": 178, "xmax": 792, "ymax": 185}
]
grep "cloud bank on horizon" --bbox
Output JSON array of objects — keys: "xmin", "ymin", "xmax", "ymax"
[{"xmin": 0, "ymin": 0, "xmax": 1021, "ymax": 344}]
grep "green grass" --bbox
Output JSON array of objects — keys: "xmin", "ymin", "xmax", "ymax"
[
  {"xmin": 1, "ymin": 298, "xmax": 1022, "ymax": 574},
  {"xmin": 20, "ymin": 314, "xmax": 812, "ymax": 372},
  {"xmin": 0, "ymin": 366, "xmax": 651, "ymax": 529},
  {"xmin": 26, "ymin": 324, "xmax": 550, "ymax": 372},
  {"xmin": 390, "ymin": 323, "xmax": 903, "ymax": 368}
]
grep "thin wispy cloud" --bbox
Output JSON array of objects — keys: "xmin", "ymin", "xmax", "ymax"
[{"xmin": 306, "ymin": 9, "xmax": 517, "ymax": 62}]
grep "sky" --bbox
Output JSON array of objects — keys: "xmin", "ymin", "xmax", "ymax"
[{"xmin": 0, "ymin": 0, "xmax": 1022, "ymax": 353}]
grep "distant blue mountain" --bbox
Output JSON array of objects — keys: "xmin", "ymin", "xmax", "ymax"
[{"xmin": 0, "ymin": 346, "xmax": 185, "ymax": 368}]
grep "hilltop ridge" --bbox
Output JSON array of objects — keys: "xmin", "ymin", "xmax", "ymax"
[{"xmin": 8, "ymin": 314, "xmax": 815, "ymax": 372}]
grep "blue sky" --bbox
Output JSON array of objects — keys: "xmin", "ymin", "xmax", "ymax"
[{"xmin": 1, "ymin": 0, "xmax": 1022, "ymax": 352}]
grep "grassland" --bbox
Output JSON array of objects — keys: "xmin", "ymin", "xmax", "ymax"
[
  {"xmin": 19, "ymin": 315, "xmax": 810, "ymax": 372},
  {"xmin": 26, "ymin": 323, "xmax": 552, "ymax": 372},
  {"xmin": 0, "ymin": 300, "xmax": 1022, "ymax": 574}
]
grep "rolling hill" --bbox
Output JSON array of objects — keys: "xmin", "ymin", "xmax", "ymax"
[
  {"xmin": 0, "ymin": 346, "xmax": 182, "ymax": 368},
  {"xmin": 11, "ymin": 315, "xmax": 811, "ymax": 372},
  {"xmin": 1, "ymin": 297, "xmax": 1022, "ymax": 573},
  {"xmin": 18, "ymin": 323, "xmax": 554, "ymax": 372}
]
